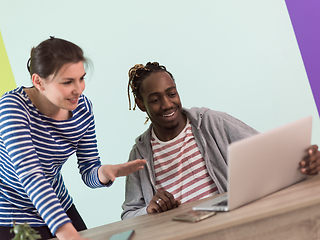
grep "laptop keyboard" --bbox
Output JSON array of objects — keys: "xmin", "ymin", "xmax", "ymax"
[{"xmin": 214, "ymin": 200, "xmax": 228, "ymax": 206}]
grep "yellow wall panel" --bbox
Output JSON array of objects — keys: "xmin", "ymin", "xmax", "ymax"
[{"xmin": 0, "ymin": 30, "xmax": 16, "ymax": 96}]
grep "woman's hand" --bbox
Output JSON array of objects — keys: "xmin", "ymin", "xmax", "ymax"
[
  {"xmin": 98, "ymin": 159, "xmax": 146, "ymax": 184},
  {"xmin": 300, "ymin": 145, "xmax": 320, "ymax": 175},
  {"xmin": 55, "ymin": 222, "xmax": 90, "ymax": 240},
  {"xmin": 147, "ymin": 190, "xmax": 181, "ymax": 214}
]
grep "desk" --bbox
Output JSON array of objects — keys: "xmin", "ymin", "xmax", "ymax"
[{"xmin": 51, "ymin": 175, "xmax": 320, "ymax": 240}]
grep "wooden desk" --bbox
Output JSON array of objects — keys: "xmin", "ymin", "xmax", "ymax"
[{"xmin": 51, "ymin": 175, "xmax": 320, "ymax": 240}]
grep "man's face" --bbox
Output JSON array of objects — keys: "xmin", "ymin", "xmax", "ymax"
[{"xmin": 136, "ymin": 71, "xmax": 186, "ymax": 140}]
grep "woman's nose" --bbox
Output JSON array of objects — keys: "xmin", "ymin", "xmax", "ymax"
[{"xmin": 72, "ymin": 80, "xmax": 85, "ymax": 95}]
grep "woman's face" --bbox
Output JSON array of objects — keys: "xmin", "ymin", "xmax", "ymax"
[{"xmin": 40, "ymin": 61, "xmax": 86, "ymax": 111}]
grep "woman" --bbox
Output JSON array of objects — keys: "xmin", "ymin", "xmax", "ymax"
[{"xmin": 0, "ymin": 37, "xmax": 146, "ymax": 240}]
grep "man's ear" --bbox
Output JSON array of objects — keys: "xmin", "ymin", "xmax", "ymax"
[
  {"xmin": 135, "ymin": 97, "xmax": 146, "ymax": 112},
  {"xmin": 31, "ymin": 73, "xmax": 44, "ymax": 91}
]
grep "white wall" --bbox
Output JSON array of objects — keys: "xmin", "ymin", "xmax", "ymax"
[{"xmin": 1, "ymin": 0, "xmax": 319, "ymax": 228}]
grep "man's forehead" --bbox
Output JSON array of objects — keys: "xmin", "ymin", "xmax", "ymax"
[{"xmin": 147, "ymin": 86, "xmax": 177, "ymax": 97}]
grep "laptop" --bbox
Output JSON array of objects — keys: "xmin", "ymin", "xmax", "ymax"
[{"xmin": 193, "ymin": 115, "xmax": 312, "ymax": 212}]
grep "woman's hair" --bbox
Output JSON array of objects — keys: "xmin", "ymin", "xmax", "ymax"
[
  {"xmin": 27, "ymin": 36, "xmax": 88, "ymax": 78},
  {"xmin": 127, "ymin": 62, "xmax": 174, "ymax": 110}
]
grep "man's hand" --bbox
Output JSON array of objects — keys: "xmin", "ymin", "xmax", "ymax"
[
  {"xmin": 147, "ymin": 191, "xmax": 181, "ymax": 214},
  {"xmin": 300, "ymin": 145, "xmax": 320, "ymax": 175}
]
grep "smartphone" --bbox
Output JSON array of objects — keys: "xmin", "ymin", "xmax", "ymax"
[
  {"xmin": 172, "ymin": 210, "xmax": 216, "ymax": 223},
  {"xmin": 109, "ymin": 230, "xmax": 134, "ymax": 240}
]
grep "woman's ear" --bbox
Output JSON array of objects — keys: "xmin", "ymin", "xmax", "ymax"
[
  {"xmin": 31, "ymin": 74, "xmax": 44, "ymax": 91},
  {"xmin": 135, "ymin": 97, "xmax": 146, "ymax": 112}
]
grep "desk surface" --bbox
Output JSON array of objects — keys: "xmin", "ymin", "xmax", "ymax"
[{"xmin": 51, "ymin": 174, "xmax": 320, "ymax": 240}]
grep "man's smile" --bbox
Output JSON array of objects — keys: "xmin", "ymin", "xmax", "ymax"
[{"xmin": 161, "ymin": 110, "xmax": 176, "ymax": 118}]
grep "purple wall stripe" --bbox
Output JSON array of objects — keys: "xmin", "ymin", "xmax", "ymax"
[{"xmin": 285, "ymin": 0, "xmax": 320, "ymax": 117}]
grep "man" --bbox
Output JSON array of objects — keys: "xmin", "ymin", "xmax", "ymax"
[{"xmin": 121, "ymin": 62, "xmax": 320, "ymax": 220}]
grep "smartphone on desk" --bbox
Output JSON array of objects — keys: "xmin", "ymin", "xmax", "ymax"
[
  {"xmin": 109, "ymin": 230, "xmax": 134, "ymax": 240},
  {"xmin": 172, "ymin": 210, "xmax": 216, "ymax": 223}
]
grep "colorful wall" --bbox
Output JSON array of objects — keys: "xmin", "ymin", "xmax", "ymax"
[
  {"xmin": 0, "ymin": 0, "xmax": 319, "ymax": 229},
  {"xmin": 0, "ymin": 31, "xmax": 16, "ymax": 94}
]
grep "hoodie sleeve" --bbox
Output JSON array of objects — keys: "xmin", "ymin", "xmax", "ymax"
[{"xmin": 121, "ymin": 144, "xmax": 154, "ymax": 220}]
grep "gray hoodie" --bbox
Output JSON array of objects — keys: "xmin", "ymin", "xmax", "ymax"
[{"xmin": 121, "ymin": 107, "xmax": 258, "ymax": 220}]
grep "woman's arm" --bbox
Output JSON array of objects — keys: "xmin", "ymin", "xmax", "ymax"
[
  {"xmin": 55, "ymin": 223, "xmax": 90, "ymax": 240},
  {"xmin": 75, "ymin": 100, "xmax": 145, "ymax": 187}
]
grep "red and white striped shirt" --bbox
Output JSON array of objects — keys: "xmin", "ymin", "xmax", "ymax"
[{"xmin": 151, "ymin": 120, "xmax": 218, "ymax": 204}]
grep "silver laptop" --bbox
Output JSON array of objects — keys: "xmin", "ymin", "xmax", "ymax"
[{"xmin": 193, "ymin": 116, "xmax": 312, "ymax": 212}]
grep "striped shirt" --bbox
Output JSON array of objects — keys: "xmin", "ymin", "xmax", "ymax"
[
  {"xmin": 0, "ymin": 87, "xmax": 104, "ymax": 234},
  {"xmin": 151, "ymin": 120, "xmax": 218, "ymax": 204}
]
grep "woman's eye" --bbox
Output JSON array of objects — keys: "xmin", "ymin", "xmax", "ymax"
[{"xmin": 63, "ymin": 81, "xmax": 72, "ymax": 85}]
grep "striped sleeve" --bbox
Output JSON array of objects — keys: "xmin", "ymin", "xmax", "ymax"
[
  {"xmin": 0, "ymin": 96, "xmax": 71, "ymax": 234},
  {"xmin": 76, "ymin": 96, "xmax": 106, "ymax": 188}
]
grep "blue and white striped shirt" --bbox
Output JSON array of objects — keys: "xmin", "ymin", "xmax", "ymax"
[{"xmin": 0, "ymin": 87, "xmax": 105, "ymax": 234}]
